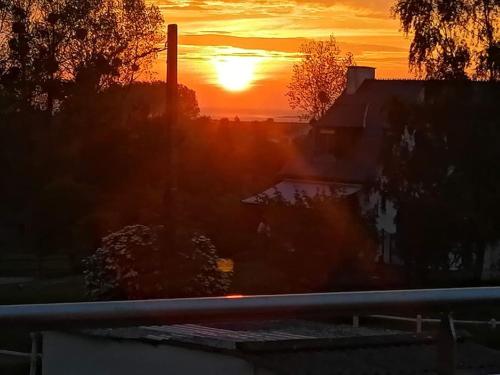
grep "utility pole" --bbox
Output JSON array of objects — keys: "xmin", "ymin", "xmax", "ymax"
[{"xmin": 163, "ymin": 24, "xmax": 178, "ymax": 249}]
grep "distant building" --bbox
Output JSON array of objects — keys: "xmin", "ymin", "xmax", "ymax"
[
  {"xmin": 41, "ymin": 320, "xmax": 500, "ymax": 374},
  {"xmin": 244, "ymin": 66, "xmax": 500, "ymax": 279}
]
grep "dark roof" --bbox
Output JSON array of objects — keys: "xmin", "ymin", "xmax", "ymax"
[
  {"xmin": 317, "ymin": 79, "xmax": 425, "ymax": 129},
  {"xmin": 280, "ymin": 154, "xmax": 378, "ymax": 184},
  {"xmin": 282, "ymin": 79, "xmax": 499, "ymax": 184},
  {"xmin": 82, "ymin": 320, "xmax": 402, "ymax": 351},
  {"xmin": 281, "ymin": 79, "xmax": 424, "ymax": 184},
  {"xmin": 281, "ymin": 125, "xmax": 383, "ymax": 184},
  {"xmin": 317, "ymin": 79, "xmax": 500, "ymax": 129}
]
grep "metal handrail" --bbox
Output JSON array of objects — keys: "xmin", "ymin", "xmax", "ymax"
[
  {"xmin": 370, "ymin": 314, "xmax": 498, "ymax": 326},
  {"xmin": 0, "ymin": 287, "xmax": 500, "ymax": 328}
]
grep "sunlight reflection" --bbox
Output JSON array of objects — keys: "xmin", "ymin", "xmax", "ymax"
[{"xmin": 225, "ymin": 294, "xmax": 244, "ymax": 299}]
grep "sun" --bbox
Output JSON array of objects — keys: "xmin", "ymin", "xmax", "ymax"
[{"xmin": 213, "ymin": 56, "xmax": 259, "ymax": 92}]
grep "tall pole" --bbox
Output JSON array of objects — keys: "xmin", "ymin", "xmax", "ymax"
[{"xmin": 164, "ymin": 24, "xmax": 178, "ymax": 248}]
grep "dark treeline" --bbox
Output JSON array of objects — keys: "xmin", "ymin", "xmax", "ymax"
[
  {"xmin": 0, "ymin": 0, "xmax": 308, "ymax": 295},
  {"xmin": 1, "ymin": 0, "xmax": 360, "ymax": 297},
  {"xmin": 1, "ymin": 0, "xmax": 498, "ymax": 300},
  {"xmin": 378, "ymin": 82, "xmax": 500, "ymax": 285},
  {"xmin": 0, "ymin": 78, "xmax": 316, "ymax": 293},
  {"xmin": 0, "ymin": 81, "xmax": 299, "ymax": 250}
]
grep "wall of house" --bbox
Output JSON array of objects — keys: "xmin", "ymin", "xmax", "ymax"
[{"xmin": 42, "ymin": 331, "xmax": 275, "ymax": 375}]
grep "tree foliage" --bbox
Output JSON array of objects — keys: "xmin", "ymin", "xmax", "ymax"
[
  {"xmin": 393, "ymin": 0, "xmax": 499, "ymax": 80},
  {"xmin": 250, "ymin": 193, "xmax": 378, "ymax": 292},
  {"xmin": 0, "ymin": 0, "xmax": 342, "ymax": 297},
  {"xmin": 0, "ymin": 76, "xmax": 308, "ymax": 294},
  {"xmin": 0, "ymin": 0, "xmax": 164, "ymax": 112},
  {"xmin": 377, "ymin": 82, "xmax": 500, "ymax": 282},
  {"xmin": 286, "ymin": 36, "xmax": 354, "ymax": 121}
]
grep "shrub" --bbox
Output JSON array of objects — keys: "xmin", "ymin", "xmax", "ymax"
[{"xmin": 83, "ymin": 225, "xmax": 232, "ymax": 300}]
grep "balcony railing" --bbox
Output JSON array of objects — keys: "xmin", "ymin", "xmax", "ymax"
[{"xmin": 1, "ymin": 286, "xmax": 500, "ymax": 375}]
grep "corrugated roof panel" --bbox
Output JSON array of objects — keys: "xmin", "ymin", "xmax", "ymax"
[
  {"xmin": 242, "ymin": 179, "xmax": 362, "ymax": 205},
  {"xmin": 145, "ymin": 324, "xmax": 314, "ymax": 342}
]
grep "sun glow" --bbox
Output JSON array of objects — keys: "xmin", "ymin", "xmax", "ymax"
[{"xmin": 213, "ymin": 56, "xmax": 260, "ymax": 92}]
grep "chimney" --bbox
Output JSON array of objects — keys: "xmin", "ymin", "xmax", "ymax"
[{"xmin": 346, "ymin": 66, "xmax": 375, "ymax": 94}]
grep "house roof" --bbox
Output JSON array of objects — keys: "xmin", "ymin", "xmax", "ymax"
[
  {"xmin": 280, "ymin": 125, "xmax": 383, "ymax": 184},
  {"xmin": 281, "ymin": 155, "xmax": 377, "ymax": 184},
  {"xmin": 317, "ymin": 79, "xmax": 500, "ymax": 130},
  {"xmin": 316, "ymin": 79, "xmax": 426, "ymax": 129},
  {"xmin": 249, "ymin": 79, "xmax": 499, "ymax": 195},
  {"xmin": 282, "ymin": 79, "xmax": 500, "ymax": 185},
  {"xmin": 241, "ymin": 179, "xmax": 362, "ymax": 205},
  {"xmin": 280, "ymin": 79, "xmax": 426, "ymax": 184},
  {"xmin": 82, "ymin": 320, "xmax": 402, "ymax": 351}
]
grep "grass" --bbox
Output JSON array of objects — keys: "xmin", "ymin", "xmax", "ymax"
[
  {"xmin": 0, "ymin": 276, "xmax": 86, "ymax": 305},
  {"xmin": 0, "ymin": 353, "xmax": 29, "ymax": 375}
]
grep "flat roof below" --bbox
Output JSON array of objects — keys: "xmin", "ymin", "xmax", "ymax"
[{"xmin": 242, "ymin": 180, "xmax": 362, "ymax": 206}]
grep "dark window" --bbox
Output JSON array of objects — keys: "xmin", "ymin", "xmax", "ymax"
[{"xmin": 318, "ymin": 128, "xmax": 361, "ymax": 158}]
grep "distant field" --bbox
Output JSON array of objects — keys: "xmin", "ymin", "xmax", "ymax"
[
  {"xmin": 0, "ymin": 276, "xmax": 86, "ymax": 305},
  {"xmin": 0, "ymin": 253, "xmax": 75, "ymax": 278}
]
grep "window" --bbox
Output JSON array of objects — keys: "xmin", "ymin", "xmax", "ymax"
[{"xmin": 318, "ymin": 128, "xmax": 361, "ymax": 158}]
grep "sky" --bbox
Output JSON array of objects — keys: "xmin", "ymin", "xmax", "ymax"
[{"xmin": 149, "ymin": 0, "xmax": 414, "ymax": 120}]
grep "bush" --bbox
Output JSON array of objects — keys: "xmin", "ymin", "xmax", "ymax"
[{"xmin": 83, "ymin": 225, "xmax": 232, "ymax": 300}]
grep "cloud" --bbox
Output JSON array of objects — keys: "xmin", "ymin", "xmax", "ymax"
[
  {"xmin": 153, "ymin": 0, "xmax": 402, "ymax": 40},
  {"xmin": 180, "ymin": 34, "xmax": 406, "ymax": 54}
]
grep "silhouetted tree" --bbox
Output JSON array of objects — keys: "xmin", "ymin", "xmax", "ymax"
[
  {"xmin": 377, "ymin": 82, "xmax": 500, "ymax": 283},
  {"xmin": 393, "ymin": 0, "xmax": 499, "ymax": 80},
  {"xmin": 286, "ymin": 35, "xmax": 354, "ymax": 121},
  {"xmin": 0, "ymin": 0, "xmax": 164, "ymax": 113},
  {"xmin": 248, "ymin": 193, "xmax": 377, "ymax": 293},
  {"xmin": 89, "ymin": 82, "xmax": 200, "ymax": 121}
]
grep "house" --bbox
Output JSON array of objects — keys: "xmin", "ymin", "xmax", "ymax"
[
  {"xmin": 40, "ymin": 319, "xmax": 500, "ymax": 374},
  {"xmin": 244, "ymin": 66, "xmax": 500, "ymax": 279}
]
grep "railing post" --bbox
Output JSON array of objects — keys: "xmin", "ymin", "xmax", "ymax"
[
  {"xmin": 416, "ymin": 314, "xmax": 422, "ymax": 333},
  {"xmin": 352, "ymin": 315, "xmax": 359, "ymax": 328},
  {"xmin": 437, "ymin": 312, "xmax": 456, "ymax": 375},
  {"xmin": 489, "ymin": 318, "xmax": 497, "ymax": 329},
  {"xmin": 29, "ymin": 332, "xmax": 40, "ymax": 375}
]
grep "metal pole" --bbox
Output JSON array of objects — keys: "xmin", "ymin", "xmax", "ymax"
[
  {"xmin": 163, "ymin": 24, "xmax": 178, "ymax": 249},
  {"xmin": 416, "ymin": 314, "xmax": 422, "ymax": 333},
  {"xmin": 352, "ymin": 315, "xmax": 359, "ymax": 328},
  {"xmin": 437, "ymin": 313, "xmax": 456, "ymax": 375},
  {"xmin": 1, "ymin": 287, "xmax": 500, "ymax": 329},
  {"xmin": 29, "ymin": 332, "xmax": 40, "ymax": 375}
]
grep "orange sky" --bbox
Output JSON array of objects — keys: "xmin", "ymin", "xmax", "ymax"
[{"xmin": 150, "ymin": 0, "xmax": 414, "ymax": 120}]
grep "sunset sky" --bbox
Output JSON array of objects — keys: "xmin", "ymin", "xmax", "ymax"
[{"xmin": 150, "ymin": 0, "xmax": 414, "ymax": 120}]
